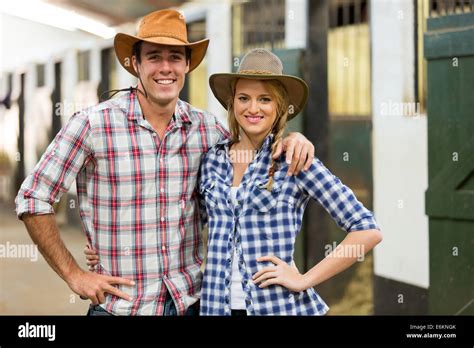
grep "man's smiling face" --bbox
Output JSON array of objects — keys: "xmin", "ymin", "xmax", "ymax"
[{"xmin": 133, "ymin": 42, "xmax": 190, "ymax": 107}]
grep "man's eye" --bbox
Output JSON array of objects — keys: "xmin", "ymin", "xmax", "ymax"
[{"xmin": 172, "ymin": 55, "xmax": 183, "ymax": 60}]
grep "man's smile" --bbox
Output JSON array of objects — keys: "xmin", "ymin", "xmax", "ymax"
[{"xmin": 154, "ymin": 78, "xmax": 176, "ymax": 85}]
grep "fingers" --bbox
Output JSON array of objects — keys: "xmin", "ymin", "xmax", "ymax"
[
  {"xmin": 253, "ymin": 256, "xmax": 284, "ymax": 286},
  {"xmin": 89, "ymin": 294, "xmax": 99, "ymax": 305},
  {"xmin": 294, "ymin": 143, "xmax": 306, "ymax": 175},
  {"xmin": 304, "ymin": 144, "xmax": 314, "ymax": 171},
  {"xmin": 103, "ymin": 284, "xmax": 133, "ymax": 302},
  {"xmin": 253, "ymin": 269, "xmax": 277, "ymax": 285},
  {"xmin": 84, "ymin": 246, "xmax": 99, "ymax": 257},
  {"xmin": 272, "ymin": 140, "xmax": 283, "ymax": 159},
  {"xmin": 287, "ymin": 142, "xmax": 302, "ymax": 176},
  {"xmin": 259, "ymin": 278, "xmax": 279, "ymax": 288},
  {"xmin": 257, "ymin": 255, "xmax": 283, "ymax": 265},
  {"xmin": 105, "ymin": 275, "xmax": 136, "ymax": 287},
  {"xmin": 252, "ymin": 266, "xmax": 277, "ymax": 281},
  {"xmin": 97, "ymin": 291, "xmax": 106, "ymax": 304},
  {"xmin": 285, "ymin": 139, "xmax": 295, "ymax": 166}
]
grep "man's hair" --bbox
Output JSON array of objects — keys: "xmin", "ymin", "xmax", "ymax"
[{"xmin": 132, "ymin": 41, "xmax": 192, "ymax": 64}]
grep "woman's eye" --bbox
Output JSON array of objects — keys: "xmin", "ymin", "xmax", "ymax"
[
  {"xmin": 261, "ymin": 97, "xmax": 271, "ymax": 103},
  {"xmin": 238, "ymin": 96, "xmax": 248, "ymax": 102}
]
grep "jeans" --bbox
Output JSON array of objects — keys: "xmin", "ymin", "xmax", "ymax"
[{"xmin": 86, "ymin": 291, "xmax": 200, "ymax": 316}]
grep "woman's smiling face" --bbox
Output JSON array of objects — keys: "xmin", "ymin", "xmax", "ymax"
[{"xmin": 233, "ymin": 78, "xmax": 278, "ymax": 143}]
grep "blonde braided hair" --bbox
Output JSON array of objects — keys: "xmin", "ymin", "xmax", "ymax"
[{"xmin": 227, "ymin": 79, "xmax": 291, "ymax": 191}]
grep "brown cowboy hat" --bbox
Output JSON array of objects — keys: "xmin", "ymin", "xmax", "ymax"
[
  {"xmin": 114, "ymin": 9, "xmax": 209, "ymax": 77},
  {"xmin": 209, "ymin": 48, "xmax": 308, "ymax": 119}
]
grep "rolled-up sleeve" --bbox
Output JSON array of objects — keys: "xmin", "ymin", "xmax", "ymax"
[
  {"xmin": 15, "ymin": 111, "xmax": 93, "ymax": 219},
  {"xmin": 296, "ymin": 158, "xmax": 379, "ymax": 232}
]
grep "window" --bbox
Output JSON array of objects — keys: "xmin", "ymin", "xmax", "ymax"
[
  {"xmin": 328, "ymin": 0, "xmax": 371, "ymax": 117},
  {"xmin": 232, "ymin": 0, "xmax": 285, "ymax": 57}
]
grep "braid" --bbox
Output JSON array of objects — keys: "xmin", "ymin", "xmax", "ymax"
[
  {"xmin": 266, "ymin": 81, "xmax": 290, "ymax": 191},
  {"xmin": 266, "ymin": 124, "xmax": 286, "ymax": 191}
]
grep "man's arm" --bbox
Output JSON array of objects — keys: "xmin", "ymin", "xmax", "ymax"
[
  {"xmin": 23, "ymin": 214, "xmax": 134, "ymax": 305},
  {"xmin": 16, "ymin": 112, "xmax": 134, "ymax": 305}
]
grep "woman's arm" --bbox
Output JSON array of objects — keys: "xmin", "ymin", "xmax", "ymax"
[{"xmin": 253, "ymin": 229, "xmax": 382, "ymax": 292}]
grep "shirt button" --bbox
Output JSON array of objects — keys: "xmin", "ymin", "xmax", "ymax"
[
  {"xmin": 160, "ymin": 188, "xmax": 164, "ymax": 193},
  {"xmin": 160, "ymin": 158, "xmax": 164, "ymax": 164},
  {"xmin": 162, "ymin": 246, "xmax": 166, "ymax": 252},
  {"xmin": 152, "ymin": 133, "xmax": 157, "ymax": 137},
  {"xmin": 160, "ymin": 216, "xmax": 165, "ymax": 222}
]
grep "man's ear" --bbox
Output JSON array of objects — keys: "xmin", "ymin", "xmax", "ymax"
[
  {"xmin": 185, "ymin": 61, "xmax": 190, "ymax": 74},
  {"xmin": 132, "ymin": 56, "xmax": 139, "ymax": 75}
]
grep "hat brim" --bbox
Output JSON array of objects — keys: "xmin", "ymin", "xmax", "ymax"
[
  {"xmin": 114, "ymin": 33, "xmax": 209, "ymax": 77},
  {"xmin": 209, "ymin": 73, "xmax": 308, "ymax": 120}
]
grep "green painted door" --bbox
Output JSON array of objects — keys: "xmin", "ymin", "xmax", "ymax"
[{"xmin": 424, "ymin": 13, "xmax": 474, "ymax": 315}]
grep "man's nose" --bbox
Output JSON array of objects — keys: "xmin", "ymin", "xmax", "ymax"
[{"xmin": 158, "ymin": 58, "xmax": 172, "ymax": 73}]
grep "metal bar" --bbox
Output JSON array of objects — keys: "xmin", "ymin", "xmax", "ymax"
[
  {"xmin": 270, "ymin": 0, "xmax": 274, "ymax": 51},
  {"xmin": 355, "ymin": 0, "xmax": 361, "ymax": 114},
  {"xmin": 342, "ymin": 0, "xmax": 349, "ymax": 113}
]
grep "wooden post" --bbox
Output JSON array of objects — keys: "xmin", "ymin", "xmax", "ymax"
[{"xmin": 303, "ymin": 0, "xmax": 330, "ymax": 269}]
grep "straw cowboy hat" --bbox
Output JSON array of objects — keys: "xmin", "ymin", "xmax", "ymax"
[
  {"xmin": 209, "ymin": 48, "xmax": 309, "ymax": 119},
  {"xmin": 114, "ymin": 9, "xmax": 209, "ymax": 77}
]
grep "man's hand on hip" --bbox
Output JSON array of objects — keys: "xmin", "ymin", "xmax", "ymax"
[{"xmin": 67, "ymin": 269, "xmax": 135, "ymax": 305}]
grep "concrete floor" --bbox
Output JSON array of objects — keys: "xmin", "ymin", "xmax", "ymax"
[{"xmin": 0, "ymin": 203, "xmax": 89, "ymax": 315}]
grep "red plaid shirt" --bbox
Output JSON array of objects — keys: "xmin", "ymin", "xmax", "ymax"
[{"xmin": 16, "ymin": 91, "xmax": 229, "ymax": 315}]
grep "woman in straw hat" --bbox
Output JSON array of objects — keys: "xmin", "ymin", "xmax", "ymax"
[{"xmin": 198, "ymin": 48, "xmax": 382, "ymax": 315}]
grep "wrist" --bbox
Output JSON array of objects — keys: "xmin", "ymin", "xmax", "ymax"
[
  {"xmin": 301, "ymin": 273, "xmax": 313, "ymax": 291},
  {"xmin": 63, "ymin": 265, "xmax": 84, "ymax": 284}
]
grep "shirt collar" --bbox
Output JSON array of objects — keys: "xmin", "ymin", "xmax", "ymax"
[
  {"xmin": 174, "ymin": 99, "xmax": 193, "ymax": 127},
  {"xmin": 219, "ymin": 133, "xmax": 274, "ymax": 153},
  {"xmin": 259, "ymin": 133, "xmax": 274, "ymax": 153},
  {"xmin": 124, "ymin": 91, "xmax": 192, "ymax": 127}
]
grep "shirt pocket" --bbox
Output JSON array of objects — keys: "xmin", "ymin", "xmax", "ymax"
[
  {"xmin": 249, "ymin": 176, "xmax": 299, "ymax": 239},
  {"xmin": 249, "ymin": 171, "xmax": 289, "ymax": 212},
  {"xmin": 199, "ymin": 177, "xmax": 228, "ymax": 210}
]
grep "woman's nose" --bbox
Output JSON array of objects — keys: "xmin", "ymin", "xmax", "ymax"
[{"xmin": 248, "ymin": 100, "xmax": 260, "ymax": 114}]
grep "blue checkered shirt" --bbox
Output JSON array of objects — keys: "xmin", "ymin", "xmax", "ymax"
[{"xmin": 198, "ymin": 135, "xmax": 379, "ymax": 315}]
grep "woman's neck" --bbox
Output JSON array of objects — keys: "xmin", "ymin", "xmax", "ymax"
[{"xmin": 236, "ymin": 131, "xmax": 269, "ymax": 151}]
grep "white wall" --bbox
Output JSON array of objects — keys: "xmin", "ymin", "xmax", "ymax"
[
  {"xmin": 181, "ymin": 1, "xmax": 232, "ymax": 123},
  {"xmin": 371, "ymin": 0, "xmax": 429, "ymax": 289},
  {"xmin": 0, "ymin": 13, "xmax": 99, "ymax": 73},
  {"xmin": 285, "ymin": 0, "xmax": 307, "ymax": 49}
]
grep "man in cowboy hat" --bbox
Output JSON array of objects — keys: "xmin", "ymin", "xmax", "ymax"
[{"xmin": 15, "ymin": 9, "xmax": 315, "ymax": 316}]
